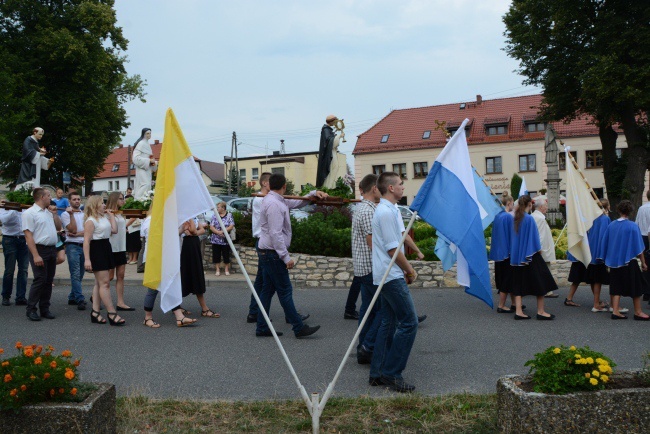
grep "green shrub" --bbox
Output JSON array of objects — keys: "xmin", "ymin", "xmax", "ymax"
[
  {"xmin": 6, "ymin": 187, "xmax": 34, "ymax": 205},
  {"xmin": 406, "ymin": 237, "xmax": 439, "ymax": 261},
  {"xmin": 291, "ymin": 217, "xmax": 351, "ymax": 257},
  {"xmin": 552, "ymin": 228, "xmax": 567, "ymax": 260},
  {"xmin": 412, "ymin": 221, "xmax": 435, "ymax": 241},
  {"xmin": 231, "ymin": 212, "xmax": 254, "ymax": 247}
]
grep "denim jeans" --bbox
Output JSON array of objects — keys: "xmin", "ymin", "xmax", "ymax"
[
  {"xmin": 345, "ymin": 275, "xmax": 362, "ymax": 313},
  {"xmin": 256, "ymin": 250, "xmax": 304, "ymax": 335},
  {"xmin": 1, "ymin": 236, "xmax": 29, "ymax": 301},
  {"xmin": 248, "ymin": 239, "xmax": 262, "ymax": 316},
  {"xmin": 357, "ymin": 272, "xmax": 381, "ymax": 351},
  {"xmin": 65, "ymin": 243, "xmax": 85, "ymax": 303},
  {"xmin": 369, "ymin": 278, "xmax": 418, "ymax": 380}
]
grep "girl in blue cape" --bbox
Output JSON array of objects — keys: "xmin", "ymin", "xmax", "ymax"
[
  {"xmin": 599, "ymin": 200, "xmax": 649, "ymax": 320},
  {"xmin": 509, "ymin": 196, "xmax": 557, "ymax": 320},
  {"xmin": 489, "ymin": 192, "xmax": 516, "ymax": 313},
  {"xmin": 564, "ymin": 199, "xmax": 612, "ymax": 312}
]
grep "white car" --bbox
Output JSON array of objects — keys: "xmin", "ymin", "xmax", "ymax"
[
  {"xmin": 227, "ymin": 197, "xmax": 254, "ymax": 213},
  {"xmin": 397, "ymin": 205, "xmax": 422, "ymax": 223}
]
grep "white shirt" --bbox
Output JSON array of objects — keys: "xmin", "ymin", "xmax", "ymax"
[
  {"xmin": 252, "ymin": 196, "xmax": 264, "ymax": 238},
  {"xmin": 636, "ymin": 203, "xmax": 650, "ymax": 236},
  {"xmin": 21, "ymin": 204, "xmax": 57, "ymax": 246},
  {"xmin": 87, "ymin": 216, "xmax": 112, "ymax": 240},
  {"xmin": 0, "ymin": 209, "xmax": 24, "ymax": 236},
  {"xmin": 127, "ymin": 218, "xmax": 141, "ymax": 234},
  {"xmin": 141, "ymin": 216, "xmax": 151, "ymax": 263},
  {"xmin": 60, "ymin": 210, "xmax": 85, "ymax": 243},
  {"xmin": 372, "ymin": 199, "xmax": 405, "ymax": 285},
  {"xmin": 532, "ymin": 210, "xmax": 556, "ymax": 262},
  {"xmin": 109, "ymin": 214, "xmax": 126, "ymax": 252}
]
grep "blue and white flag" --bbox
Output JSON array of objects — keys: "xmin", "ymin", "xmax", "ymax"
[
  {"xmin": 434, "ymin": 168, "xmax": 504, "ymax": 272},
  {"xmin": 410, "ymin": 118, "xmax": 493, "ymax": 308},
  {"xmin": 518, "ymin": 176, "xmax": 528, "ymax": 198}
]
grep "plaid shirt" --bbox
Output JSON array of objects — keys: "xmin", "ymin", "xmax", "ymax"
[{"xmin": 352, "ymin": 199, "xmax": 377, "ymax": 277}]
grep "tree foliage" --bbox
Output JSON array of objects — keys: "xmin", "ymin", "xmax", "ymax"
[
  {"xmin": 0, "ymin": 0, "xmax": 146, "ymax": 189},
  {"xmin": 503, "ymin": 0, "xmax": 650, "ymax": 214},
  {"xmin": 510, "ymin": 173, "xmax": 522, "ymax": 199}
]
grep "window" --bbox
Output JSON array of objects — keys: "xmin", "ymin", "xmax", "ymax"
[
  {"xmin": 486, "ymin": 125, "xmax": 508, "ymax": 135},
  {"xmin": 519, "ymin": 154, "xmax": 536, "ymax": 172},
  {"xmin": 422, "ymin": 131, "xmax": 431, "ymax": 139},
  {"xmin": 413, "ymin": 162, "xmax": 428, "ymax": 178},
  {"xmin": 447, "ymin": 126, "xmax": 471, "ymax": 137},
  {"xmin": 393, "ymin": 163, "xmax": 407, "ymax": 179},
  {"xmin": 115, "ymin": 181, "xmax": 119, "ymax": 191},
  {"xmin": 525, "ymin": 122, "xmax": 546, "ymax": 132},
  {"xmin": 486, "ymin": 157, "xmax": 502, "ymax": 174},
  {"xmin": 271, "ymin": 167, "xmax": 285, "ymax": 176},
  {"xmin": 111, "ymin": 163, "xmax": 119, "ymax": 172},
  {"xmin": 585, "ymin": 150, "xmax": 603, "ymax": 168},
  {"xmin": 252, "ymin": 168, "xmax": 259, "ymax": 180},
  {"xmin": 593, "ymin": 188, "xmax": 604, "ymax": 198},
  {"xmin": 559, "ymin": 151, "xmax": 577, "ymax": 170},
  {"xmin": 372, "ymin": 165, "xmax": 386, "ymax": 175},
  {"xmin": 380, "ymin": 134, "xmax": 390, "ymax": 143},
  {"xmin": 239, "ymin": 168, "xmax": 246, "ymax": 180},
  {"xmin": 108, "ymin": 181, "xmax": 113, "ymax": 191}
]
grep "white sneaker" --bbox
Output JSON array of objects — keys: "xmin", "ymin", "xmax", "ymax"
[
  {"xmin": 591, "ymin": 307, "xmax": 608, "ymax": 312},
  {"xmin": 609, "ymin": 307, "xmax": 629, "ymax": 313}
]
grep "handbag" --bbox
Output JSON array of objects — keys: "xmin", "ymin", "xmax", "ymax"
[{"xmin": 229, "ymin": 226, "xmax": 237, "ymax": 241}]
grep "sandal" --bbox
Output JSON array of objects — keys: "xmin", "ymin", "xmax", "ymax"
[
  {"xmin": 90, "ymin": 309, "xmax": 106, "ymax": 324},
  {"xmin": 143, "ymin": 318, "xmax": 161, "ymax": 328},
  {"xmin": 176, "ymin": 316, "xmax": 197, "ymax": 327},
  {"xmin": 107, "ymin": 312, "xmax": 126, "ymax": 326},
  {"xmin": 201, "ymin": 309, "xmax": 220, "ymax": 318},
  {"xmin": 180, "ymin": 308, "xmax": 192, "ymax": 316},
  {"xmin": 564, "ymin": 298, "xmax": 580, "ymax": 307}
]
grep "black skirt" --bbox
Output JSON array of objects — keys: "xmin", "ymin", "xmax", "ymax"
[
  {"xmin": 126, "ymin": 230, "xmax": 141, "ymax": 253},
  {"xmin": 609, "ymin": 261, "xmax": 648, "ymax": 298},
  {"xmin": 180, "ymin": 235, "xmax": 206, "ymax": 296},
  {"xmin": 113, "ymin": 251, "xmax": 127, "ymax": 267},
  {"xmin": 568, "ymin": 261, "xmax": 610, "ymax": 285},
  {"xmin": 494, "ymin": 259, "xmax": 512, "ymax": 293},
  {"xmin": 510, "ymin": 252, "xmax": 558, "ymax": 297},
  {"xmin": 89, "ymin": 238, "xmax": 116, "ymax": 272}
]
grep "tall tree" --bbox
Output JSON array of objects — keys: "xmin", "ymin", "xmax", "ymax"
[
  {"xmin": 0, "ymin": 0, "xmax": 145, "ymax": 190},
  {"xmin": 503, "ymin": 0, "xmax": 650, "ymax": 215}
]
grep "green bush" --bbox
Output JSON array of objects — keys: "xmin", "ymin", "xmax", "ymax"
[
  {"xmin": 412, "ymin": 221, "xmax": 435, "ymax": 241},
  {"xmin": 231, "ymin": 212, "xmax": 254, "ymax": 247},
  {"xmin": 290, "ymin": 216, "xmax": 351, "ymax": 257},
  {"xmin": 6, "ymin": 187, "xmax": 34, "ymax": 205},
  {"xmin": 406, "ymin": 237, "xmax": 439, "ymax": 261}
]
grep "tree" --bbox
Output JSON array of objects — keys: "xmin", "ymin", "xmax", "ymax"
[
  {"xmin": 222, "ymin": 166, "xmax": 240, "ymax": 195},
  {"xmin": 503, "ymin": 0, "xmax": 650, "ymax": 215},
  {"xmin": 510, "ymin": 173, "xmax": 522, "ymax": 199},
  {"xmin": 0, "ymin": 0, "xmax": 146, "ymax": 190}
]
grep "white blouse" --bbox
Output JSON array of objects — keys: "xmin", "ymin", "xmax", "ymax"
[
  {"xmin": 87, "ymin": 216, "xmax": 112, "ymax": 240},
  {"xmin": 109, "ymin": 214, "xmax": 127, "ymax": 252}
]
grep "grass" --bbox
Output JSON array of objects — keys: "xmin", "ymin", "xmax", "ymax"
[{"xmin": 116, "ymin": 393, "xmax": 498, "ymax": 433}]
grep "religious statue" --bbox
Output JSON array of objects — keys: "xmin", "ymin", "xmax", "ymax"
[
  {"xmin": 16, "ymin": 127, "xmax": 54, "ymax": 189},
  {"xmin": 316, "ymin": 115, "xmax": 345, "ymax": 189},
  {"xmin": 132, "ymin": 128, "xmax": 158, "ymax": 201}
]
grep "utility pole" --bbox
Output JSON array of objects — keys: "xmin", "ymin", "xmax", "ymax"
[{"xmin": 228, "ymin": 131, "xmax": 237, "ymax": 195}]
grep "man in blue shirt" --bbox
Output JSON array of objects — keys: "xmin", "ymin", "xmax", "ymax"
[{"xmin": 52, "ymin": 188, "xmax": 70, "ymax": 216}]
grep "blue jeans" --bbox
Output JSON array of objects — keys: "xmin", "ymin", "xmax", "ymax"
[
  {"xmin": 256, "ymin": 250, "xmax": 304, "ymax": 335},
  {"xmin": 357, "ymin": 272, "xmax": 381, "ymax": 351},
  {"xmin": 369, "ymin": 278, "xmax": 418, "ymax": 380},
  {"xmin": 2, "ymin": 236, "xmax": 29, "ymax": 301},
  {"xmin": 65, "ymin": 243, "xmax": 85, "ymax": 302},
  {"xmin": 248, "ymin": 239, "xmax": 262, "ymax": 316}
]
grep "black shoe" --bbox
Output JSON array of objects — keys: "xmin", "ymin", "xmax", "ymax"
[
  {"xmin": 247, "ymin": 314, "xmax": 257, "ymax": 323},
  {"xmin": 256, "ymin": 330, "xmax": 283, "ymax": 337},
  {"xmin": 514, "ymin": 314, "xmax": 531, "ymax": 320},
  {"xmin": 357, "ymin": 346, "xmax": 373, "ymax": 364},
  {"xmin": 369, "ymin": 377, "xmax": 384, "ymax": 386},
  {"xmin": 611, "ymin": 313, "xmax": 627, "ymax": 320},
  {"xmin": 380, "ymin": 376, "xmax": 415, "ymax": 393},
  {"xmin": 68, "ymin": 299, "xmax": 79, "ymax": 305},
  {"xmin": 633, "ymin": 314, "xmax": 650, "ymax": 321},
  {"xmin": 77, "ymin": 301, "xmax": 87, "ymax": 311},
  {"xmin": 344, "ymin": 311, "xmax": 359, "ymax": 320},
  {"xmin": 26, "ymin": 311, "xmax": 41, "ymax": 321},
  {"xmin": 2, "ymin": 298, "xmax": 10, "ymax": 306},
  {"xmin": 417, "ymin": 315, "xmax": 427, "ymax": 323},
  {"xmin": 497, "ymin": 307, "xmax": 514, "ymax": 313},
  {"xmin": 286, "ymin": 313, "xmax": 310, "ymax": 324},
  {"xmin": 295, "ymin": 324, "xmax": 320, "ymax": 338},
  {"xmin": 15, "ymin": 299, "xmax": 27, "ymax": 306},
  {"xmin": 117, "ymin": 305, "xmax": 136, "ymax": 311},
  {"xmin": 536, "ymin": 313, "xmax": 555, "ymax": 321},
  {"xmin": 40, "ymin": 311, "xmax": 55, "ymax": 319}
]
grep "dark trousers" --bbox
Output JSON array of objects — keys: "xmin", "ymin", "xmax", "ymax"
[
  {"xmin": 143, "ymin": 287, "xmax": 180, "ymax": 312},
  {"xmin": 248, "ymin": 239, "xmax": 263, "ymax": 316},
  {"xmin": 27, "ymin": 245, "xmax": 57, "ymax": 313},
  {"xmin": 2, "ymin": 236, "xmax": 29, "ymax": 301},
  {"xmin": 212, "ymin": 243, "xmax": 231, "ymax": 264},
  {"xmin": 345, "ymin": 275, "xmax": 362, "ymax": 313}
]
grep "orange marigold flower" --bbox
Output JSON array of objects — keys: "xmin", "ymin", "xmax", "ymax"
[
  {"xmin": 50, "ymin": 361, "xmax": 57, "ymax": 369},
  {"xmin": 43, "ymin": 373, "xmax": 50, "ymax": 380},
  {"xmin": 1, "ymin": 361, "xmax": 9, "ymax": 367},
  {"xmin": 44, "ymin": 352, "xmax": 51, "ymax": 357},
  {"xmin": 70, "ymin": 388, "xmax": 77, "ymax": 396},
  {"xmin": 73, "ymin": 359, "xmax": 80, "ymax": 367},
  {"xmin": 59, "ymin": 388, "xmax": 64, "ymax": 394},
  {"xmin": 4, "ymin": 374, "xmax": 12, "ymax": 383},
  {"xmin": 34, "ymin": 357, "xmax": 42, "ymax": 365},
  {"xmin": 24, "ymin": 348, "xmax": 34, "ymax": 357},
  {"xmin": 20, "ymin": 385, "xmax": 27, "ymax": 391},
  {"xmin": 15, "ymin": 342, "xmax": 23, "ymax": 349},
  {"xmin": 10, "ymin": 389, "xmax": 17, "ymax": 397},
  {"xmin": 0, "ymin": 348, "xmax": 4, "ymax": 354},
  {"xmin": 61, "ymin": 350, "xmax": 72, "ymax": 357},
  {"xmin": 30, "ymin": 375, "xmax": 36, "ymax": 380},
  {"xmin": 47, "ymin": 345, "xmax": 54, "ymax": 352},
  {"xmin": 36, "ymin": 346, "xmax": 43, "ymax": 354},
  {"xmin": 64, "ymin": 370, "xmax": 75, "ymax": 380},
  {"xmin": 49, "ymin": 389, "xmax": 55, "ymax": 397}
]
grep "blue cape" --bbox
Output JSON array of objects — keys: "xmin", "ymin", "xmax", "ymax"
[
  {"xmin": 510, "ymin": 213, "xmax": 541, "ymax": 266},
  {"xmin": 599, "ymin": 219, "xmax": 644, "ymax": 267},
  {"xmin": 567, "ymin": 213, "xmax": 611, "ymax": 263},
  {"xmin": 489, "ymin": 211, "xmax": 513, "ymax": 261}
]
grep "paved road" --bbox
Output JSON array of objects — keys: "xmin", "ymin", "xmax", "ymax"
[{"xmin": 1, "ymin": 282, "xmax": 648, "ymax": 400}]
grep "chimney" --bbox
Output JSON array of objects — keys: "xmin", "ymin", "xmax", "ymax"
[
  {"xmin": 476, "ymin": 94, "xmax": 483, "ymax": 105},
  {"xmin": 154, "ymin": 140, "xmax": 160, "ymax": 144}
]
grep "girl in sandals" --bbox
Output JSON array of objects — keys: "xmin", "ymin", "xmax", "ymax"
[
  {"xmin": 181, "ymin": 216, "xmax": 220, "ymax": 319},
  {"xmin": 209, "ymin": 201, "xmax": 235, "ymax": 276}
]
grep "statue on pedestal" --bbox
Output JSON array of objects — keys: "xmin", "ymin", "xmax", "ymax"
[
  {"xmin": 16, "ymin": 127, "xmax": 54, "ymax": 189},
  {"xmin": 132, "ymin": 128, "xmax": 158, "ymax": 200},
  {"xmin": 317, "ymin": 115, "xmax": 345, "ymax": 189}
]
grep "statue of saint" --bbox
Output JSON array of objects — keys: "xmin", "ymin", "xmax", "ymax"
[
  {"xmin": 16, "ymin": 127, "xmax": 53, "ymax": 189},
  {"xmin": 132, "ymin": 128, "xmax": 158, "ymax": 200},
  {"xmin": 317, "ymin": 115, "xmax": 342, "ymax": 188}
]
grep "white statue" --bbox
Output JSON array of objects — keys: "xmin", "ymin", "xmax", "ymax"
[{"xmin": 132, "ymin": 128, "xmax": 158, "ymax": 201}]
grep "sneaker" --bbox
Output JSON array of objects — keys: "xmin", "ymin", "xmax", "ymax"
[
  {"xmin": 379, "ymin": 376, "xmax": 415, "ymax": 393},
  {"xmin": 357, "ymin": 346, "xmax": 373, "ymax": 364},
  {"xmin": 591, "ymin": 307, "xmax": 608, "ymax": 313},
  {"xmin": 609, "ymin": 307, "xmax": 629, "ymax": 313},
  {"xmin": 295, "ymin": 324, "xmax": 320, "ymax": 338}
]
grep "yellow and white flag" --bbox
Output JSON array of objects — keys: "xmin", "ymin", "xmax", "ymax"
[
  {"xmin": 143, "ymin": 108, "xmax": 214, "ymax": 312},
  {"xmin": 565, "ymin": 148, "xmax": 602, "ymax": 265}
]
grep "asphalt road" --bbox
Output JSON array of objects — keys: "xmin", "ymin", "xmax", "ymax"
[{"xmin": 1, "ymin": 282, "xmax": 648, "ymax": 400}]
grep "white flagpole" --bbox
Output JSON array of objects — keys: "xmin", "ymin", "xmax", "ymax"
[
  {"xmin": 210, "ymin": 208, "xmax": 313, "ymax": 412},
  {"xmin": 554, "ymin": 222, "xmax": 567, "ymax": 248}
]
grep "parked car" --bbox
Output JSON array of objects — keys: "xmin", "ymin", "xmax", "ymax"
[
  {"xmin": 227, "ymin": 197, "xmax": 254, "ymax": 213},
  {"xmin": 203, "ymin": 195, "xmax": 236, "ymax": 223},
  {"xmin": 396, "ymin": 205, "xmax": 422, "ymax": 223}
]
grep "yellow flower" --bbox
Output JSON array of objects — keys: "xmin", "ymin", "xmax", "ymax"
[
  {"xmin": 601, "ymin": 375, "xmax": 609, "ymax": 382},
  {"xmin": 592, "ymin": 370, "xmax": 600, "ymax": 377},
  {"xmin": 34, "ymin": 357, "xmax": 42, "ymax": 365},
  {"xmin": 596, "ymin": 358, "xmax": 604, "ymax": 364},
  {"xmin": 599, "ymin": 365, "xmax": 609, "ymax": 373},
  {"xmin": 553, "ymin": 348, "xmax": 561, "ymax": 354},
  {"xmin": 70, "ymin": 388, "xmax": 77, "ymax": 396},
  {"xmin": 575, "ymin": 354, "xmax": 581, "ymax": 359},
  {"xmin": 590, "ymin": 378, "xmax": 598, "ymax": 386},
  {"xmin": 569, "ymin": 346, "xmax": 576, "ymax": 351},
  {"xmin": 585, "ymin": 373, "xmax": 590, "ymax": 378},
  {"xmin": 586, "ymin": 357, "xmax": 594, "ymax": 364}
]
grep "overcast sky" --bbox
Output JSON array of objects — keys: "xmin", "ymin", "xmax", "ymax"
[{"xmin": 114, "ymin": 0, "xmax": 538, "ymax": 166}]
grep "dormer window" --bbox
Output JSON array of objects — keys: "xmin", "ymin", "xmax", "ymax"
[
  {"xmin": 524, "ymin": 121, "xmax": 546, "ymax": 132},
  {"xmin": 380, "ymin": 134, "xmax": 390, "ymax": 143},
  {"xmin": 447, "ymin": 126, "xmax": 471, "ymax": 137},
  {"xmin": 422, "ymin": 131, "xmax": 431, "ymax": 139},
  {"xmin": 485, "ymin": 116, "xmax": 511, "ymax": 136},
  {"xmin": 111, "ymin": 164, "xmax": 120, "ymax": 172}
]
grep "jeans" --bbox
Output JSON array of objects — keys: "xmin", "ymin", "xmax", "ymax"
[
  {"xmin": 369, "ymin": 278, "xmax": 418, "ymax": 380},
  {"xmin": 27, "ymin": 245, "xmax": 57, "ymax": 314},
  {"xmin": 143, "ymin": 288, "xmax": 180, "ymax": 312},
  {"xmin": 2, "ymin": 236, "xmax": 29, "ymax": 301},
  {"xmin": 248, "ymin": 239, "xmax": 262, "ymax": 316},
  {"xmin": 357, "ymin": 272, "xmax": 381, "ymax": 351},
  {"xmin": 256, "ymin": 250, "xmax": 304, "ymax": 335},
  {"xmin": 65, "ymin": 243, "xmax": 85, "ymax": 303},
  {"xmin": 345, "ymin": 275, "xmax": 362, "ymax": 313}
]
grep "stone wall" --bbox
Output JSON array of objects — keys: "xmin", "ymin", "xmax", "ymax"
[{"xmin": 204, "ymin": 244, "xmax": 575, "ymax": 288}]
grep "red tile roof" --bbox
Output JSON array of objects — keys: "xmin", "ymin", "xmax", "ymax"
[{"xmin": 353, "ymin": 94, "xmax": 619, "ymax": 155}]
